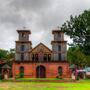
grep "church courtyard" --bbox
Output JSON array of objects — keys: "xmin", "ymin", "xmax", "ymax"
[{"xmin": 0, "ymin": 80, "xmax": 90, "ymax": 90}]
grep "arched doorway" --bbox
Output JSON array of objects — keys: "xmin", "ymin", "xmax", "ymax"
[
  {"xmin": 58, "ymin": 66, "xmax": 63, "ymax": 76},
  {"xmin": 36, "ymin": 65, "xmax": 46, "ymax": 78},
  {"xmin": 19, "ymin": 66, "xmax": 24, "ymax": 78},
  {"xmin": 2, "ymin": 69, "xmax": 9, "ymax": 79},
  {"xmin": 2, "ymin": 64, "xmax": 11, "ymax": 79}
]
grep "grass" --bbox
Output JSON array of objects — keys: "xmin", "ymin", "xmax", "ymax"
[
  {"xmin": 0, "ymin": 79, "xmax": 90, "ymax": 90},
  {"xmin": 16, "ymin": 78, "xmax": 63, "ymax": 80}
]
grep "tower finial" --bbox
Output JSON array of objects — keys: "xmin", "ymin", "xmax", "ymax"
[
  {"xmin": 23, "ymin": 26, "xmax": 26, "ymax": 30},
  {"xmin": 57, "ymin": 26, "xmax": 61, "ymax": 30}
]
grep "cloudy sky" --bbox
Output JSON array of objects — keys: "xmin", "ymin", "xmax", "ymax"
[{"xmin": 0, "ymin": 0, "xmax": 90, "ymax": 50}]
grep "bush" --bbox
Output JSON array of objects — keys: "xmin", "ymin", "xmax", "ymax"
[
  {"xmin": 86, "ymin": 76, "xmax": 90, "ymax": 79},
  {"xmin": 15, "ymin": 74, "xmax": 20, "ymax": 79},
  {"xmin": 19, "ymin": 73, "xmax": 24, "ymax": 78},
  {"xmin": 15, "ymin": 73, "xmax": 24, "ymax": 79},
  {"xmin": 76, "ymin": 76, "xmax": 79, "ymax": 80},
  {"xmin": 0, "ymin": 74, "xmax": 2, "ymax": 79},
  {"xmin": 56, "ymin": 75, "xmax": 63, "ymax": 79}
]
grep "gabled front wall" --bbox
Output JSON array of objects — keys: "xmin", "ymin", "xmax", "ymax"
[
  {"xmin": 29, "ymin": 43, "xmax": 53, "ymax": 61},
  {"xmin": 30, "ymin": 43, "xmax": 52, "ymax": 53}
]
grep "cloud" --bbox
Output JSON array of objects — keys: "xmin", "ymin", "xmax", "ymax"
[
  {"xmin": 0, "ymin": 0, "xmax": 90, "ymax": 50},
  {"xmin": 10, "ymin": 0, "xmax": 52, "ymax": 11}
]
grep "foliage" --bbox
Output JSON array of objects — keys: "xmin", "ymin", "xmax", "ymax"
[
  {"xmin": 61, "ymin": 10, "xmax": 90, "ymax": 55},
  {"xmin": 6, "ymin": 49, "xmax": 15, "ymax": 61},
  {"xmin": 0, "ymin": 49, "xmax": 15, "ymax": 62},
  {"xmin": 15, "ymin": 74, "xmax": 20, "ymax": 79},
  {"xmin": 58, "ymin": 71, "xmax": 62, "ymax": 76},
  {"xmin": 67, "ymin": 46, "xmax": 90, "ymax": 67},
  {"xmin": 19, "ymin": 73, "xmax": 24, "ymax": 78},
  {"xmin": 15, "ymin": 73, "xmax": 24, "ymax": 79},
  {"xmin": 0, "ymin": 49, "xmax": 8, "ymax": 60},
  {"xmin": 0, "ymin": 74, "xmax": 2, "ymax": 79}
]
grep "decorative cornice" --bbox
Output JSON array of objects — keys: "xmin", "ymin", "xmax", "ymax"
[
  {"xmin": 52, "ymin": 30, "xmax": 64, "ymax": 34},
  {"xmin": 13, "ymin": 60, "xmax": 68, "ymax": 63},
  {"xmin": 51, "ymin": 41, "xmax": 67, "ymax": 44},
  {"xmin": 17, "ymin": 30, "xmax": 31, "ymax": 34},
  {"xmin": 16, "ymin": 41, "xmax": 32, "ymax": 44}
]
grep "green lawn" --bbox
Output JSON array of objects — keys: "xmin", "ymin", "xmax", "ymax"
[
  {"xmin": 16, "ymin": 78, "xmax": 63, "ymax": 80},
  {"xmin": 0, "ymin": 80, "xmax": 90, "ymax": 90}
]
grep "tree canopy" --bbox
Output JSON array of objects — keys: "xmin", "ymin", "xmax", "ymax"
[
  {"xmin": 67, "ymin": 46, "xmax": 90, "ymax": 67},
  {"xmin": 0, "ymin": 49, "xmax": 15, "ymax": 62},
  {"xmin": 61, "ymin": 10, "xmax": 90, "ymax": 55}
]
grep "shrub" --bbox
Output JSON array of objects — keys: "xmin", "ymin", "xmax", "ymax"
[
  {"xmin": 19, "ymin": 73, "xmax": 24, "ymax": 78},
  {"xmin": 0, "ymin": 74, "xmax": 2, "ymax": 79}
]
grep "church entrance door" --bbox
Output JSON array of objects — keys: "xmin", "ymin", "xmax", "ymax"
[{"xmin": 36, "ymin": 65, "xmax": 46, "ymax": 78}]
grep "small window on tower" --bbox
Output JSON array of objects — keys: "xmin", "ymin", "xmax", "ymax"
[
  {"xmin": 21, "ymin": 45, "xmax": 25, "ymax": 51},
  {"xmin": 22, "ymin": 33, "xmax": 26, "ymax": 38},
  {"xmin": 58, "ymin": 33, "xmax": 61, "ymax": 39},
  {"xmin": 58, "ymin": 45, "xmax": 61, "ymax": 51},
  {"xmin": 21, "ymin": 53, "xmax": 24, "ymax": 61},
  {"xmin": 58, "ymin": 53, "xmax": 61, "ymax": 60}
]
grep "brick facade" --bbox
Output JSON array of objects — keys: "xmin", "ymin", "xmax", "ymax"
[{"xmin": 12, "ymin": 62, "xmax": 71, "ymax": 78}]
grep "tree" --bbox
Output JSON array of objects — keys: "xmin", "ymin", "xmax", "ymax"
[
  {"xmin": 67, "ymin": 46, "xmax": 90, "ymax": 67},
  {"xmin": 6, "ymin": 49, "xmax": 15, "ymax": 62},
  {"xmin": 0, "ymin": 49, "xmax": 8, "ymax": 60},
  {"xmin": 61, "ymin": 10, "xmax": 90, "ymax": 55},
  {"xmin": 0, "ymin": 48, "xmax": 15, "ymax": 62}
]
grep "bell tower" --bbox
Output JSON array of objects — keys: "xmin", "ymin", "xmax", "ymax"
[
  {"xmin": 51, "ymin": 29, "xmax": 67, "ymax": 61},
  {"xmin": 15, "ymin": 29, "xmax": 32, "ymax": 61}
]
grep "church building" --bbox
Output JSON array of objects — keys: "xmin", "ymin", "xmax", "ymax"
[{"xmin": 12, "ymin": 29, "xmax": 71, "ymax": 78}]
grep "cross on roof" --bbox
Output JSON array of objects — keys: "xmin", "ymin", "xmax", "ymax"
[
  {"xmin": 23, "ymin": 26, "xmax": 27, "ymax": 29},
  {"xmin": 57, "ymin": 26, "xmax": 61, "ymax": 30}
]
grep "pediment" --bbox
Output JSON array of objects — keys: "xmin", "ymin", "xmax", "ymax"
[{"xmin": 30, "ymin": 43, "xmax": 52, "ymax": 53}]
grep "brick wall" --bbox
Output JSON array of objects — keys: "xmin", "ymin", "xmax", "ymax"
[{"xmin": 12, "ymin": 62, "xmax": 71, "ymax": 78}]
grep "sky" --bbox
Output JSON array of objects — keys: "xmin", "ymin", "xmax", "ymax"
[{"xmin": 0, "ymin": 0, "xmax": 90, "ymax": 50}]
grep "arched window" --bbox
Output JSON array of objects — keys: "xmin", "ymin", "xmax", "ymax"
[
  {"xmin": 48, "ymin": 54, "xmax": 51, "ymax": 61},
  {"xmin": 32, "ymin": 54, "xmax": 35, "ymax": 61},
  {"xmin": 44, "ymin": 54, "xmax": 47, "ymax": 61},
  {"xmin": 19, "ymin": 66, "xmax": 24, "ymax": 78},
  {"xmin": 58, "ymin": 66, "xmax": 62, "ymax": 76},
  {"xmin": 35, "ymin": 54, "xmax": 38, "ymax": 61}
]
